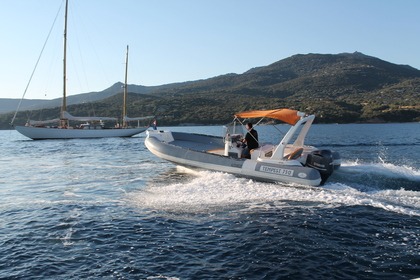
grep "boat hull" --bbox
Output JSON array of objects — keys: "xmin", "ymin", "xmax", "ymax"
[
  {"xmin": 15, "ymin": 125, "xmax": 147, "ymax": 140},
  {"xmin": 145, "ymin": 131, "xmax": 323, "ymax": 186}
]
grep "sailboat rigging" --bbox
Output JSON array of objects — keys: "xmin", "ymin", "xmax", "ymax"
[{"xmin": 13, "ymin": 0, "xmax": 153, "ymax": 140}]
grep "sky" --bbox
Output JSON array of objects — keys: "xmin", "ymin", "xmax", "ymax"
[{"xmin": 1, "ymin": 0, "xmax": 419, "ymax": 100}]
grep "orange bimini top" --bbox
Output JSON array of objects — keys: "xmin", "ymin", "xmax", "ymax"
[{"xmin": 234, "ymin": 108, "xmax": 302, "ymax": 125}]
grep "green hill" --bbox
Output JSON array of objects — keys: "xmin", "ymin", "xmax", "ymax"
[{"xmin": 2, "ymin": 52, "xmax": 419, "ymax": 129}]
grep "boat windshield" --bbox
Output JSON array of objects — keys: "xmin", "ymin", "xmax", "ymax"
[{"xmin": 223, "ymin": 121, "xmax": 245, "ymax": 136}]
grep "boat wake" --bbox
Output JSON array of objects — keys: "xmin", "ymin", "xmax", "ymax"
[
  {"xmin": 332, "ymin": 159, "xmax": 420, "ymax": 191},
  {"xmin": 130, "ymin": 163, "xmax": 420, "ymax": 217}
]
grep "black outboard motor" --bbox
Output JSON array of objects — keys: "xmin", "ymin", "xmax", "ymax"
[{"xmin": 305, "ymin": 150, "xmax": 334, "ymax": 185}]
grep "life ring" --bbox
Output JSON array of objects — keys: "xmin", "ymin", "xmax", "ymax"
[{"xmin": 287, "ymin": 148, "xmax": 304, "ymax": 160}]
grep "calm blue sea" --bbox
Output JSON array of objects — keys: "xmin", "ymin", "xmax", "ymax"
[{"xmin": 0, "ymin": 123, "xmax": 419, "ymax": 279}]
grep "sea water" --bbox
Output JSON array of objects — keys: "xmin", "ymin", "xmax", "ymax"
[{"xmin": 0, "ymin": 123, "xmax": 419, "ymax": 279}]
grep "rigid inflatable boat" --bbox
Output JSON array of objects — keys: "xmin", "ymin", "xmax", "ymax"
[{"xmin": 145, "ymin": 109, "xmax": 340, "ymax": 186}]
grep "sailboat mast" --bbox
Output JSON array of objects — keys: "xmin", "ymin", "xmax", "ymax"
[
  {"xmin": 122, "ymin": 45, "xmax": 129, "ymax": 128},
  {"xmin": 61, "ymin": 0, "xmax": 68, "ymax": 123}
]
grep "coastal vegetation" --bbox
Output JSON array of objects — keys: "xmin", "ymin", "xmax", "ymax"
[{"xmin": 1, "ymin": 52, "xmax": 419, "ymax": 129}]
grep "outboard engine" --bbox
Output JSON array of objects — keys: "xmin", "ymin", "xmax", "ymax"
[{"xmin": 305, "ymin": 150, "xmax": 334, "ymax": 185}]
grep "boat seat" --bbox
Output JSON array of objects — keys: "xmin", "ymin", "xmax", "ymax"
[
  {"xmin": 286, "ymin": 147, "xmax": 304, "ymax": 160},
  {"xmin": 254, "ymin": 144, "xmax": 274, "ymax": 158}
]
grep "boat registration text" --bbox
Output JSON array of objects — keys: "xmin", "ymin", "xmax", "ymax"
[{"xmin": 259, "ymin": 165, "xmax": 294, "ymax": 177}]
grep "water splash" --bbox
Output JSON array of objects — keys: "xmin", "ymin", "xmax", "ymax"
[
  {"xmin": 340, "ymin": 159, "xmax": 419, "ymax": 181},
  {"xmin": 333, "ymin": 159, "xmax": 420, "ymax": 192},
  {"xmin": 130, "ymin": 168, "xmax": 420, "ymax": 217}
]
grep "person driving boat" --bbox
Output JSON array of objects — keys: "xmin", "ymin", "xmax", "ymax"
[{"xmin": 241, "ymin": 122, "xmax": 258, "ymax": 158}]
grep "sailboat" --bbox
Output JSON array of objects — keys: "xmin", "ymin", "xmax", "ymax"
[{"xmin": 13, "ymin": 0, "xmax": 153, "ymax": 140}]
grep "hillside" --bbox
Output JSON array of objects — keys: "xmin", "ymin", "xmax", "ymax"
[
  {"xmin": 0, "ymin": 82, "xmax": 193, "ymax": 114},
  {"xmin": 2, "ymin": 52, "xmax": 419, "ymax": 129}
]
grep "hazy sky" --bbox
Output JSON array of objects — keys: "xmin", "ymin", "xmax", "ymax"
[{"xmin": 1, "ymin": 0, "xmax": 419, "ymax": 100}]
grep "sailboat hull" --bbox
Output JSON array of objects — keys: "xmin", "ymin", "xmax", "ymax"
[
  {"xmin": 15, "ymin": 125, "xmax": 147, "ymax": 140},
  {"xmin": 12, "ymin": 4, "xmax": 152, "ymax": 141}
]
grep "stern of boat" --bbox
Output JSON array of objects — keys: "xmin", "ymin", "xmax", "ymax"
[{"xmin": 305, "ymin": 149, "xmax": 341, "ymax": 185}]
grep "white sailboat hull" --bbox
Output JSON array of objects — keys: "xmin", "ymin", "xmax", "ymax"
[
  {"xmin": 12, "ymin": 4, "xmax": 152, "ymax": 141},
  {"xmin": 15, "ymin": 125, "xmax": 147, "ymax": 140}
]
